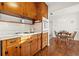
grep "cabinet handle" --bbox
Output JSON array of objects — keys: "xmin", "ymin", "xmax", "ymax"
[
  {"xmin": 30, "ymin": 41, "xmax": 32, "ymax": 43},
  {"xmin": 16, "ymin": 47, "xmax": 18, "ymax": 48},
  {"xmin": 19, "ymin": 46, "xmax": 21, "ymax": 48},
  {"xmin": 5, "ymin": 51, "xmax": 8, "ymax": 54}
]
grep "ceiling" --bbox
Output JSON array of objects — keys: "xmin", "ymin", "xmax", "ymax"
[{"xmin": 47, "ymin": 2, "xmax": 79, "ymax": 12}]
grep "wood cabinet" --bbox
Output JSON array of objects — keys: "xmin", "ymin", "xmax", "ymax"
[
  {"xmin": 37, "ymin": 33, "xmax": 41, "ymax": 51},
  {"xmin": 42, "ymin": 32, "xmax": 48, "ymax": 49},
  {"xmin": 23, "ymin": 2, "xmax": 37, "ymax": 20},
  {"xmin": 5, "ymin": 44, "xmax": 20, "ymax": 56},
  {"xmin": 2, "ymin": 37, "xmax": 21, "ymax": 56},
  {"xmin": 2, "ymin": 2, "xmax": 37, "ymax": 20},
  {"xmin": 0, "ymin": 2, "xmax": 48, "ymax": 21},
  {"xmin": 21, "ymin": 41, "xmax": 30, "ymax": 56},
  {"xmin": 21, "ymin": 33, "xmax": 42, "ymax": 56},
  {"xmin": 35, "ymin": 2, "xmax": 48, "ymax": 20},
  {"xmin": 3, "ymin": 2, "xmax": 24, "ymax": 17},
  {"xmin": 40, "ymin": 3, "xmax": 48, "ymax": 18},
  {"xmin": 30, "ymin": 34, "xmax": 38, "ymax": 55},
  {"xmin": 0, "ymin": 3, "xmax": 2, "ymax": 10},
  {"xmin": 2, "ymin": 33, "xmax": 43, "ymax": 56},
  {"xmin": 2, "ymin": 40, "xmax": 7, "ymax": 56}
]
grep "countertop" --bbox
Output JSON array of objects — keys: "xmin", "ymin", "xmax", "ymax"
[{"xmin": 0, "ymin": 32, "xmax": 48, "ymax": 41}]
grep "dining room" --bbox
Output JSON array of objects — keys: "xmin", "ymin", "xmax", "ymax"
[{"xmin": 48, "ymin": 2, "xmax": 79, "ymax": 56}]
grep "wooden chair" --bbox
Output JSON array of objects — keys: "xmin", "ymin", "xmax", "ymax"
[
  {"xmin": 72, "ymin": 32, "xmax": 77, "ymax": 40},
  {"xmin": 67, "ymin": 32, "xmax": 77, "ymax": 48},
  {"xmin": 54, "ymin": 31, "xmax": 58, "ymax": 37}
]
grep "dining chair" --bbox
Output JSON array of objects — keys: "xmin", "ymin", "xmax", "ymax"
[
  {"xmin": 72, "ymin": 32, "xmax": 77, "ymax": 40},
  {"xmin": 68, "ymin": 31, "xmax": 77, "ymax": 48},
  {"xmin": 54, "ymin": 31, "xmax": 58, "ymax": 37}
]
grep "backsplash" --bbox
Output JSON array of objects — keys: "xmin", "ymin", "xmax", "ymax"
[
  {"xmin": 0, "ymin": 13, "xmax": 32, "ymax": 36},
  {"xmin": 0, "ymin": 22, "xmax": 31, "ymax": 35}
]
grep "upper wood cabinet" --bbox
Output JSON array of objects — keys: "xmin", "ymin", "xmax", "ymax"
[
  {"xmin": 41, "ymin": 3, "xmax": 48, "ymax": 18},
  {"xmin": 3, "ymin": 2, "xmax": 24, "ymax": 17},
  {"xmin": 0, "ymin": 3, "xmax": 2, "ymax": 10},
  {"xmin": 35, "ymin": 2, "xmax": 48, "ymax": 20},
  {"xmin": 0, "ymin": 2, "xmax": 48, "ymax": 21},
  {"xmin": 23, "ymin": 2, "xmax": 37, "ymax": 20}
]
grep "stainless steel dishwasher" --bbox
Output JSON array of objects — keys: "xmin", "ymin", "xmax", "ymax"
[{"xmin": 0, "ymin": 41, "xmax": 2, "ymax": 56}]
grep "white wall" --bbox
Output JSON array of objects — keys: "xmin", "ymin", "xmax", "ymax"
[
  {"xmin": 49, "ymin": 13, "xmax": 53, "ymax": 39},
  {"xmin": 0, "ymin": 13, "xmax": 32, "ymax": 36},
  {"xmin": 49, "ymin": 4, "xmax": 79, "ymax": 40}
]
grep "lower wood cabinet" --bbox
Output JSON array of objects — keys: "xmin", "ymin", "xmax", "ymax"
[
  {"xmin": 21, "ymin": 41, "xmax": 30, "ymax": 56},
  {"xmin": 37, "ymin": 33, "xmax": 41, "ymax": 51},
  {"xmin": 42, "ymin": 32, "xmax": 48, "ymax": 49},
  {"xmin": 30, "ymin": 35, "xmax": 38, "ymax": 55},
  {"xmin": 2, "ymin": 33, "xmax": 48, "ymax": 56},
  {"xmin": 6, "ymin": 44, "xmax": 21, "ymax": 56},
  {"xmin": 2, "ymin": 37, "xmax": 21, "ymax": 56}
]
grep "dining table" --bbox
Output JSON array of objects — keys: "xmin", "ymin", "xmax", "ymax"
[{"xmin": 56, "ymin": 31, "xmax": 72, "ymax": 40}]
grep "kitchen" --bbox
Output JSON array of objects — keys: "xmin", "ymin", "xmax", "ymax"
[{"xmin": 0, "ymin": 2, "xmax": 48, "ymax": 56}]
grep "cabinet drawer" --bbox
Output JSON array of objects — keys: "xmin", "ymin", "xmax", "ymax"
[
  {"xmin": 31, "ymin": 34, "xmax": 37, "ymax": 39},
  {"xmin": 37, "ymin": 33, "xmax": 41, "ymax": 38},
  {"xmin": 6, "ymin": 37, "xmax": 20, "ymax": 47}
]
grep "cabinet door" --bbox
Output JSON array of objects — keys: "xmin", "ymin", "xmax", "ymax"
[
  {"xmin": 41, "ymin": 3, "xmax": 48, "ymax": 18},
  {"xmin": 35, "ymin": 2, "xmax": 48, "ymax": 19},
  {"xmin": 37, "ymin": 34, "xmax": 41, "ymax": 51},
  {"xmin": 24, "ymin": 2, "xmax": 37, "ymax": 19},
  {"xmin": 3, "ymin": 2, "xmax": 24, "ymax": 17},
  {"xmin": 42, "ymin": 33, "xmax": 48, "ymax": 49},
  {"xmin": 30, "ymin": 36, "xmax": 38, "ymax": 55},
  {"xmin": 21, "ymin": 41, "xmax": 30, "ymax": 56},
  {"xmin": 5, "ymin": 45, "xmax": 20, "ymax": 56},
  {"xmin": 0, "ymin": 3, "xmax": 2, "ymax": 10}
]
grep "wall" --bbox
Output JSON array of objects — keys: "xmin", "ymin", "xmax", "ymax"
[
  {"xmin": 49, "ymin": 4, "xmax": 79, "ymax": 40},
  {"xmin": 0, "ymin": 13, "xmax": 32, "ymax": 36},
  {"xmin": 48, "ymin": 12, "xmax": 53, "ymax": 39}
]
